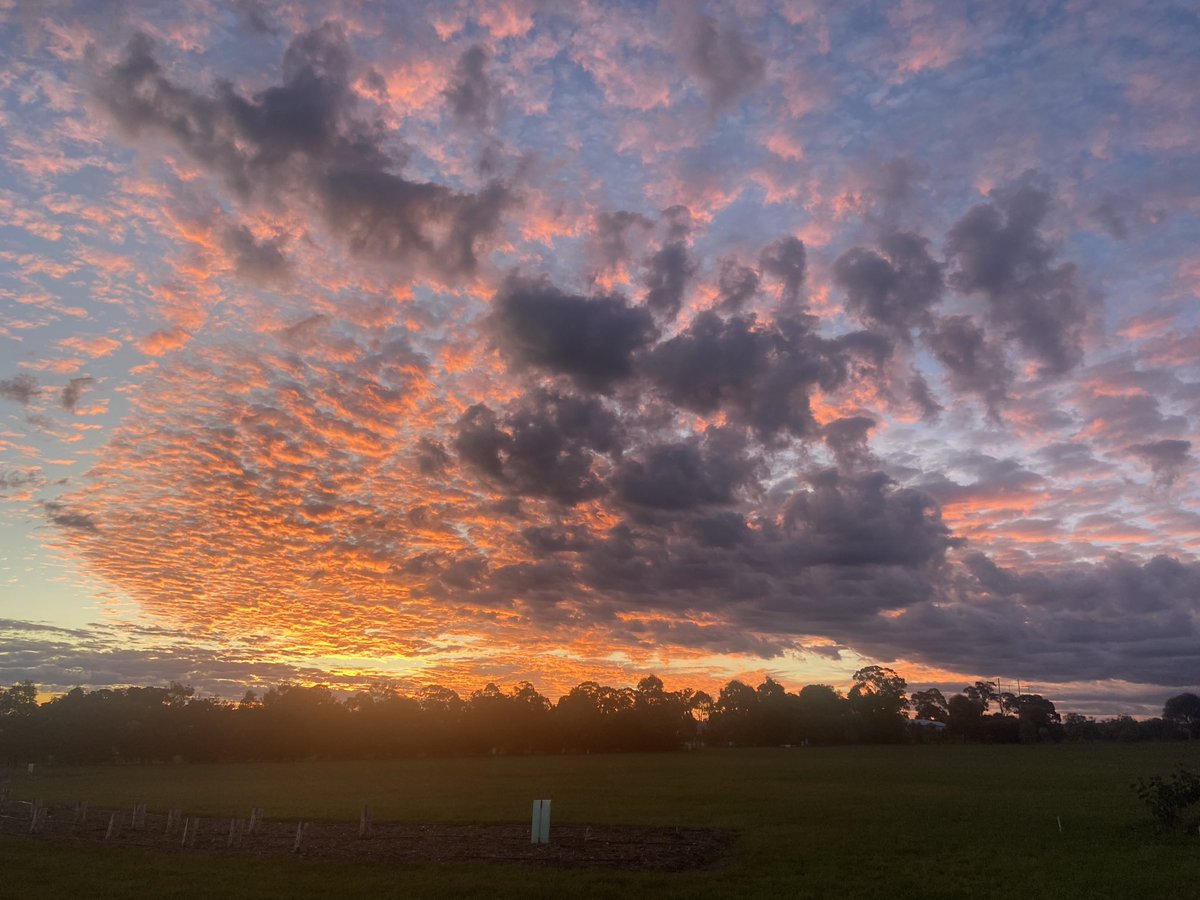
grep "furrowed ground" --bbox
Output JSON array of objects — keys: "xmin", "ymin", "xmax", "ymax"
[{"xmin": 2, "ymin": 743, "xmax": 1198, "ymax": 899}]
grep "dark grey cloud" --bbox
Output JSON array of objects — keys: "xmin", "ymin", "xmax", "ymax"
[
  {"xmin": 643, "ymin": 311, "xmax": 853, "ymax": 442},
  {"xmin": 642, "ymin": 240, "xmax": 694, "ymax": 320},
  {"xmin": 614, "ymin": 428, "xmax": 757, "ymax": 512},
  {"xmin": 0, "ymin": 373, "xmax": 40, "ymax": 405},
  {"xmin": 833, "ymin": 231, "xmax": 943, "ymax": 335},
  {"xmin": 234, "ymin": 0, "xmax": 276, "ymax": 35},
  {"xmin": 1090, "ymin": 191, "xmax": 1163, "ymax": 241},
  {"xmin": 675, "ymin": 11, "xmax": 765, "ymax": 111},
  {"xmin": 822, "ymin": 416, "xmax": 876, "ymax": 471},
  {"xmin": 61, "ymin": 376, "xmax": 95, "ymax": 412},
  {"xmin": 946, "ymin": 174, "xmax": 1093, "ymax": 376},
  {"xmin": 0, "ymin": 469, "xmax": 44, "ymax": 494},
  {"xmin": 319, "ymin": 172, "xmax": 508, "ymax": 276},
  {"xmin": 43, "ymin": 500, "xmax": 98, "ymax": 531},
  {"xmin": 454, "ymin": 390, "xmax": 621, "ymax": 506},
  {"xmin": 490, "ymin": 273, "xmax": 657, "ymax": 392},
  {"xmin": 927, "ymin": 314, "xmax": 1010, "ymax": 416},
  {"xmin": 779, "ymin": 470, "xmax": 959, "ymax": 568},
  {"xmin": 445, "ymin": 44, "xmax": 495, "ymax": 127},
  {"xmin": 0, "ymin": 620, "xmax": 323, "ymax": 696},
  {"xmin": 916, "ymin": 453, "xmax": 1045, "ymax": 509},
  {"xmin": 590, "ymin": 210, "xmax": 653, "ymax": 271},
  {"xmin": 758, "ymin": 236, "xmax": 807, "ymax": 308},
  {"xmin": 223, "ymin": 224, "xmax": 290, "ymax": 284},
  {"xmin": 872, "ymin": 156, "xmax": 928, "ymax": 228},
  {"xmin": 93, "ymin": 25, "xmax": 507, "ymax": 278},
  {"xmin": 414, "ymin": 437, "xmax": 452, "ymax": 476},
  {"xmin": 1077, "ymin": 391, "xmax": 1188, "ymax": 446},
  {"xmin": 716, "ymin": 257, "xmax": 759, "ymax": 310},
  {"xmin": 462, "ymin": 466, "xmax": 960, "ymax": 648},
  {"xmin": 1128, "ymin": 439, "xmax": 1191, "ymax": 487},
  {"xmin": 904, "ymin": 553, "xmax": 1200, "ymax": 686},
  {"xmin": 906, "ymin": 369, "xmax": 943, "ymax": 420}
]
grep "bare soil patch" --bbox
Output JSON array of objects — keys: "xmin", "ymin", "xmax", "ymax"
[{"xmin": 1, "ymin": 801, "xmax": 735, "ymax": 871}]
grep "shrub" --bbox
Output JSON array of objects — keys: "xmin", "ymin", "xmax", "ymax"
[{"xmin": 1133, "ymin": 765, "xmax": 1200, "ymax": 831}]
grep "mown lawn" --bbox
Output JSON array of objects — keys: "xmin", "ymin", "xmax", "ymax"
[{"xmin": 3, "ymin": 743, "xmax": 1198, "ymax": 899}]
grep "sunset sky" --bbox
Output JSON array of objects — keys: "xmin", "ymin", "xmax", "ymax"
[{"xmin": 1, "ymin": 0, "xmax": 1197, "ymax": 715}]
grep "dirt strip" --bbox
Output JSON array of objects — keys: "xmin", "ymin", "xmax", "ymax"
[{"xmin": 0, "ymin": 802, "xmax": 735, "ymax": 871}]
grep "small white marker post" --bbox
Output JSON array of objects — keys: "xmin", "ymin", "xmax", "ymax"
[
  {"xmin": 1056, "ymin": 816, "xmax": 1063, "ymax": 834},
  {"xmin": 531, "ymin": 799, "xmax": 551, "ymax": 845}
]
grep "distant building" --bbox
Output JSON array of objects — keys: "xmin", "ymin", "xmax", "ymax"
[{"xmin": 912, "ymin": 718, "xmax": 947, "ymax": 731}]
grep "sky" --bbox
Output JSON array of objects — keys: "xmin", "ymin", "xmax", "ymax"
[{"xmin": 0, "ymin": 0, "xmax": 1197, "ymax": 716}]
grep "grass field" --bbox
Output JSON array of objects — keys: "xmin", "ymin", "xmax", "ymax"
[{"xmin": 3, "ymin": 743, "xmax": 1199, "ymax": 899}]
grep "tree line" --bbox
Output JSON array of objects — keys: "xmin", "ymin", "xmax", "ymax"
[{"xmin": 0, "ymin": 669, "xmax": 1196, "ymax": 764}]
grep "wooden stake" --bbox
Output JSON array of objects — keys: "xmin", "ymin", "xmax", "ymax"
[
  {"xmin": 359, "ymin": 804, "xmax": 372, "ymax": 838},
  {"xmin": 227, "ymin": 817, "xmax": 239, "ymax": 847},
  {"xmin": 105, "ymin": 812, "xmax": 118, "ymax": 841},
  {"xmin": 180, "ymin": 817, "xmax": 199, "ymax": 847},
  {"xmin": 29, "ymin": 800, "xmax": 45, "ymax": 834},
  {"xmin": 1056, "ymin": 816, "xmax": 1063, "ymax": 833},
  {"xmin": 292, "ymin": 821, "xmax": 307, "ymax": 853}
]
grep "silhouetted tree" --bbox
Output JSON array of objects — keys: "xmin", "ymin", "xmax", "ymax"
[
  {"xmin": 1163, "ymin": 693, "xmax": 1200, "ymax": 739},
  {"xmin": 849, "ymin": 666, "xmax": 909, "ymax": 742},
  {"xmin": 963, "ymin": 680, "xmax": 999, "ymax": 711},
  {"xmin": 0, "ymin": 677, "xmax": 1189, "ymax": 761},
  {"xmin": 947, "ymin": 693, "xmax": 985, "ymax": 740},
  {"xmin": 911, "ymin": 688, "xmax": 949, "ymax": 722},
  {"xmin": 795, "ymin": 684, "xmax": 849, "ymax": 744},
  {"xmin": 1004, "ymin": 694, "xmax": 1060, "ymax": 743},
  {"xmin": 1062, "ymin": 712, "xmax": 1099, "ymax": 742}
]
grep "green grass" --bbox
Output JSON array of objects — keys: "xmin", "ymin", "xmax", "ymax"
[{"xmin": 4, "ymin": 743, "xmax": 1199, "ymax": 898}]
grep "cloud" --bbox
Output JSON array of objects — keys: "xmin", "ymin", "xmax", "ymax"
[
  {"xmin": 833, "ymin": 231, "xmax": 943, "ymax": 335},
  {"xmin": 0, "ymin": 469, "xmax": 44, "ymax": 495},
  {"xmin": 60, "ymin": 375, "xmax": 95, "ymax": 412},
  {"xmin": 674, "ymin": 10, "xmax": 765, "ymax": 111},
  {"xmin": 591, "ymin": 210, "xmax": 653, "ymax": 270},
  {"xmin": 642, "ymin": 310, "xmax": 850, "ymax": 441},
  {"xmin": 454, "ymin": 389, "xmax": 620, "ymax": 505},
  {"xmin": 58, "ymin": 336, "xmax": 122, "ymax": 359},
  {"xmin": 0, "ymin": 373, "xmax": 40, "ymax": 405},
  {"xmin": 445, "ymin": 44, "xmax": 496, "ymax": 127},
  {"xmin": 913, "ymin": 553, "xmax": 1200, "ymax": 686},
  {"xmin": 1128, "ymin": 439, "xmax": 1191, "ymax": 486},
  {"xmin": 926, "ymin": 314, "xmax": 1010, "ymax": 415},
  {"xmin": 758, "ymin": 236, "xmax": 807, "ymax": 308},
  {"xmin": 222, "ymin": 224, "xmax": 290, "ymax": 285},
  {"xmin": 490, "ymin": 273, "xmax": 657, "ymax": 392},
  {"xmin": 92, "ymin": 25, "xmax": 509, "ymax": 279},
  {"xmin": 716, "ymin": 257, "xmax": 759, "ymax": 311},
  {"xmin": 43, "ymin": 499, "xmax": 99, "ymax": 531},
  {"xmin": 946, "ymin": 174, "xmax": 1094, "ymax": 376},
  {"xmin": 614, "ymin": 428, "xmax": 757, "ymax": 512},
  {"xmin": 638, "ymin": 207, "xmax": 696, "ymax": 321},
  {"xmin": 822, "ymin": 416, "xmax": 876, "ymax": 471},
  {"xmin": 414, "ymin": 437, "xmax": 452, "ymax": 476}
]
